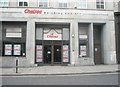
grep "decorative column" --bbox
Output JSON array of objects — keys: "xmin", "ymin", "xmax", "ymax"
[
  {"xmin": 102, "ymin": 21, "xmax": 117, "ymax": 64},
  {"xmin": 70, "ymin": 20, "xmax": 79, "ymax": 65},
  {"xmin": 26, "ymin": 20, "xmax": 36, "ymax": 66},
  {"xmin": 88, "ymin": 23, "xmax": 94, "ymax": 65}
]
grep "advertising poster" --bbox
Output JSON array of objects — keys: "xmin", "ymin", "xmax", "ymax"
[
  {"xmin": 5, "ymin": 44, "xmax": 12, "ymax": 55},
  {"xmin": 63, "ymin": 45, "xmax": 69, "ymax": 62},
  {"xmin": 80, "ymin": 45, "xmax": 87, "ymax": 57},
  {"xmin": 36, "ymin": 45, "xmax": 43, "ymax": 62},
  {"xmin": 14, "ymin": 44, "xmax": 21, "ymax": 55}
]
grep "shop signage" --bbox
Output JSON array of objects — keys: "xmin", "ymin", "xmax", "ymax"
[
  {"xmin": 80, "ymin": 45, "xmax": 87, "ymax": 57},
  {"xmin": 79, "ymin": 35, "xmax": 87, "ymax": 39},
  {"xmin": 36, "ymin": 45, "xmax": 43, "ymax": 62},
  {"xmin": 5, "ymin": 44, "xmax": 12, "ymax": 55},
  {"xmin": 44, "ymin": 29, "xmax": 62, "ymax": 40},
  {"xmin": 24, "ymin": 9, "xmax": 42, "ymax": 14},
  {"xmin": 14, "ymin": 45, "xmax": 21, "ymax": 55},
  {"xmin": 63, "ymin": 45, "xmax": 69, "ymax": 62}
]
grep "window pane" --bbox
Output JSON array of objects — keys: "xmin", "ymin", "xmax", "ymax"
[
  {"xmin": 6, "ymin": 28, "xmax": 22, "ymax": 33},
  {"xmin": 101, "ymin": 0, "xmax": 104, "ymax": 2},
  {"xmin": 39, "ymin": 2, "xmax": 43, "ymax": 7},
  {"xmin": 77, "ymin": 0, "xmax": 87, "ymax": 9},
  {"xmin": 101, "ymin": 5, "xmax": 104, "ymax": 8},
  {"xmin": 44, "ymin": 2, "xmax": 48, "ymax": 7},
  {"xmin": 0, "ymin": 0, "xmax": 9, "ymax": 7},
  {"xmin": 97, "ymin": 5, "xmax": 100, "ymax": 8},
  {"xmin": 64, "ymin": 3, "xmax": 67, "ymax": 7},
  {"xmin": 6, "ymin": 28, "xmax": 22, "ymax": 38},
  {"xmin": 96, "ymin": 0, "xmax": 105, "ymax": 9},
  {"xmin": 36, "ymin": 28, "xmax": 43, "ymax": 40},
  {"xmin": 63, "ymin": 28, "xmax": 69, "ymax": 40},
  {"xmin": 19, "ymin": 2, "xmax": 23, "ymax": 6},
  {"xmin": 24, "ymin": 2, "xmax": 28, "ymax": 6},
  {"xmin": 59, "ymin": 3, "xmax": 62, "ymax": 7},
  {"xmin": 13, "ymin": 44, "xmax": 21, "ymax": 56},
  {"xmin": 79, "ymin": 24, "xmax": 89, "ymax": 57},
  {"xmin": 39, "ymin": 2, "xmax": 48, "ymax": 7},
  {"xmin": 58, "ymin": 0, "xmax": 68, "ymax": 8},
  {"xmin": 4, "ymin": 44, "xmax": 12, "ymax": 56},
  {"xmin": 59, "ymin": 3, "xmax": 67, "ymax": 8},
  {"xmin": 101, "ymin": 2, "xmax": 104, "ymax": 4}
]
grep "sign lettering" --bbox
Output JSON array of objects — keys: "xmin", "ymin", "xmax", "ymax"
[{"xmin": 24, "ymin": 9, "xmax": 42, "ymax": 14}]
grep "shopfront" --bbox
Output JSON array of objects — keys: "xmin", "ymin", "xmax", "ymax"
[
  {"xmin": 0, "ymin": 7, "xmax": 117, "ymax": 67},
  {"xmin": 35, "ymin": 24, "xmax": 70, "ymax": 65}
]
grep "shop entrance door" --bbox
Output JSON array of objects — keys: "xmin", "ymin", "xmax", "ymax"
[
  {"xmin": 43, "ymin": 45, "xmax": 62, "ymax": 65},
  {"xmin": 43, "ymin": 45, "xmax": 52, "ymax": 64},
  {"xmin": 94, "ymin": 44, "xmax": 102, "ymax": 64}
]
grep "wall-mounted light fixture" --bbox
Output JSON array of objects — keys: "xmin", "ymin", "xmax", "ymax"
[{"xmin": 72, "ymin": 34, "xmax": 75, "ymax": 38}]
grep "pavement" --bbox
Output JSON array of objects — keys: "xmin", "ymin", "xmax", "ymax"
[{"xmin": 0, "ymin": 64, "xmax": 119, "ymax": 76}]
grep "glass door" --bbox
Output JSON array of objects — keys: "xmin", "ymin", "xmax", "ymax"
[
  {"xmin": 43, "ymin": 45, "xmax": 52, "ymax": 64},
  {"xmin": 43, "ymin": 45, "xmax": 62, "ymax": 65},
  {"xmin": 54, "ymin": 45, "xmax": 61, "ymax": 64}
]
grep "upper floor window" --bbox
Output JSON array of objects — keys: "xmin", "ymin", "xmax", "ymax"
[
  {"xmin": 96, "ymin": 0, "xmax": 105, "ymax": 9},
  {"xmin": 38, "ymin": 0, "xmax": 48, "ymax": 7},
  {"xmin": 0, "ymin": 0, "xmax": 9, "ymax": 7},
  {"xmin": 58, "ymin": 0, "xmax": 68, "ymax": 8},
  {"xmin": 18, "ymin": 0, "xmax": 28, "ymax": 7},
  {"xmin": 77, "ymin": 0, "xmax": 87, "ymax": 9}
]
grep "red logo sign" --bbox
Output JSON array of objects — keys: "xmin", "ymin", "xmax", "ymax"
[
  {"xmin": 24, "ymin": 9, "xmax": 42, "ymax": 14},
  {"xmin": 47, "ymin": 35, "xmax": 58, "ymax": 38}
]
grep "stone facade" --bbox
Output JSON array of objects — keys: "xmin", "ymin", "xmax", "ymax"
[{"xmin": 0, "ymin": 1, "xmax": 117, "ymax": 67}]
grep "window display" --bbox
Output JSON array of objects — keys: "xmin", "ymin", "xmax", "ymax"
[{"xmin": 5, "ymin": 44, "xmax": 12, "ymax": 55}]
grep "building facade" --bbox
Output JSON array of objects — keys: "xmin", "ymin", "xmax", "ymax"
[
  {"xmin": 0, "ymin": 0, "xmax": 117, "ymax": 67},
  {"xmin": 114, "ymin": 1, "xmax": 120, "ymax": 64}
]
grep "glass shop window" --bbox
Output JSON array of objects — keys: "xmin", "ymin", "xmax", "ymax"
[
  {"xmin": 79, "ymin": 37, "xmax": 89, "ymax": 57},
  {"xmin": 79, "ymin": 25, "xmax": 89, "ymax": 58},
  {"xmin": 2, "ymin": 27, "xmax": 26, "ymax": 57}
]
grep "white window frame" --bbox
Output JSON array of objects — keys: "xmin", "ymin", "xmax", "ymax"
[
  {"xmin": 77, "ymin": 0, "xmax": 87, "ymax": 9},
  {"xmin": 18, "ymin": 0, "xmax": 29, "ymax": 7},
  {"xmin": 0, "ymin": 0, "xmax": 9, "ymax": 7},
  {"xmin": 96, "ymin": 0, "xmax": 105, "ymax": 9},
  {"xmin": 57, "ymin": 0, "xmax": 68, "ymax": 8},
  {"xmin": 38, "ymin": 0, "xmax": 49, "ymax": 7}
]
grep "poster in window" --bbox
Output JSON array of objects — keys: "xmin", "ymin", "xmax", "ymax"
[
  {"xmin": 36, "ymin": 45, "xmax": 43, "ymax": 62},
  {"xmin": 80, "ymin": 45, "xmax": 87, "ymax": 57},
  {"xmin": 63, "ymin": 45, "xmax": 69, "ymax": 62},
  {"xmin": 5, "ymin": 44, "xmax": 12, "ymax": 55},
  {"xmin": 14, "ymin": 44, "xmax": 21, "ymax": 55}
]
